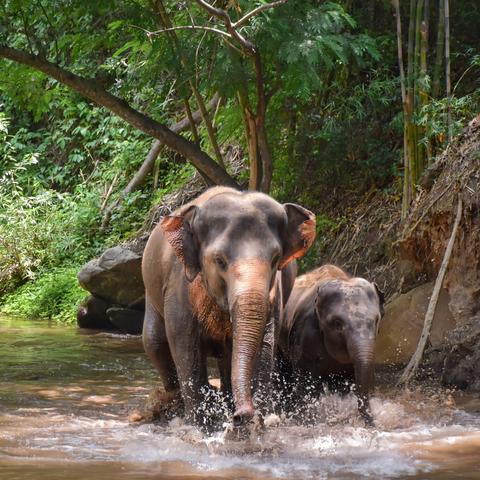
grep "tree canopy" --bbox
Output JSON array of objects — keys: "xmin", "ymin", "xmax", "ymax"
[{"xmin": 1, "ymin": 0, "xmax": 479, "ymax": 321}]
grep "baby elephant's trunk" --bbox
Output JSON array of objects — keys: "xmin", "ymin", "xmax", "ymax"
[{"xmin": 349, "ymin": 336, "xmax": 375, "ymax": 425}]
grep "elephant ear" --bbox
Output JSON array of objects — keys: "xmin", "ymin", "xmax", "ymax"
[
  {"xmin": 160, "ymin": 205, "xmax": 200, "ymax": 282},
  {"xmin": 279, "ymin": 203, "xmax": 316, "ymax": 269},
  {"xmin": 373, "ymin": 282, "xmax": 385, "ymax": 317}
]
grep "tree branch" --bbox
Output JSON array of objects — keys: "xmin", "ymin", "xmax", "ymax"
[
  {"xmin": 150, "ymin": 25, "xmax": 232, "ymax": 40},
  {"xmin": 398, "ymin": 196, "xmax": 463, "ymax": 386},
  {"xmin": 233, "ymin": 0, "xmax": 288, "ymax": 28},
  {"xmin": 193, "ymin": 0, "xmax": 255, "ymax": 53},
  {"xmin": 100, "ymin": 93, "xmax": 220, "ymax": 229},
  {"xmin": 194, "ymin": 0, "xmax": 228, "ymax": 21},
  {"xmin": 151, "ymin": 0, "xmax": 225, "ymax": 167},
  {"xmin": 0, "ymin": 45, "xmax": 238, "ymax": 188}
]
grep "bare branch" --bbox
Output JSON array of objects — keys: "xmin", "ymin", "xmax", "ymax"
[
  {"xmin": 194, "ymin": 0, "xmax": 228, "ymax": 21},
  {"xmin": 149, "ymin": 25, "xmax": 232, "ymax": 40},
  {"xmin": 193, "ymin": 0, "xmax": 255, "ymax": 52},
  {"xmin": 233, "ymin": 0, "xmax": 288, "ymax": 28},
  {"xmin": 398, "ymin": 196, "xmax": 463, "ymax": 386}
]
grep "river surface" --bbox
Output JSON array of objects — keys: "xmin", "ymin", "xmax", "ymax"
[{"xmin": 1, "ymin": 315, "xmax": 480, "ymax": 480}]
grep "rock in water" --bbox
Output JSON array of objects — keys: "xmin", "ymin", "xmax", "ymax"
[
  {"xmin": 77, "ymin": 246, "xmax": 144, "ymax": 306},
  {"xmin": 107, "ymin": 307, "xmax": 144, "ymax": 335},
  {"xmin": 77, "ymin": 295, "xmax": 115, "ymax": 330}
]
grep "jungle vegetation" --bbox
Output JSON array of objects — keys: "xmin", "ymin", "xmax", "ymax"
[{"xmin": 0, "ymin": 0, "xmax": 479, "ymax": 322}]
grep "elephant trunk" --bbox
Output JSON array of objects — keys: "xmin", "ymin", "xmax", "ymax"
[
  {"xmin": 228, "ymin": 261, "xmax": 270, "ymax": 426},
  {"xmin": 349, "ymin": 336, "xmax": 375, "ymax": 425}
]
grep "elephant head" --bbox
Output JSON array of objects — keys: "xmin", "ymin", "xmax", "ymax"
[
  {"xmin": 315, "ymin": 278, "xmax": 384, "ymax": 424},
  {"xmin": 161, "ymin": 191, "xmax": 315, "ymax": 425}
]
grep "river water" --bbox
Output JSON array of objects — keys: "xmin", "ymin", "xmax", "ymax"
[{"xmin": 1, "ymin": 315, "xmax": 479, "ymax": 479}]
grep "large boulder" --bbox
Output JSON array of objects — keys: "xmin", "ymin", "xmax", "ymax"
[
  {"xmin": 107, "ymin": 307, "xmax": 144, "ymax": 335},
  {"xmin": 375, "ymin": 282, "xmax": 456, "ymax": 364},
  {"xmin": 77, "ymin": 246, "xmax": 144, "ymax": 307},
  {"xmin": 77, "ymin": 295, "xmax": 115, "ymax": 330}
]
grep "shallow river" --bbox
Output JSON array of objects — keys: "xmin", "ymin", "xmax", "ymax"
[{"xmin": 1, "ymin": 315, "xmax": 480, "ymax": 480}]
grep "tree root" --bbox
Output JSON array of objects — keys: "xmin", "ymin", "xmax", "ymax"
[{"xmin": 398, "ymin": 196, "xmax": 463, "ymax": 386}]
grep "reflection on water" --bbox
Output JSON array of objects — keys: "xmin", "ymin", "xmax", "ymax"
[{"xmin": 1, "ymin": 315, "xmax": 480, "ymax": 479}]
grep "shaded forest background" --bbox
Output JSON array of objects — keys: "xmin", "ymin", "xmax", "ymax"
[{"xmin": 0, "ymin": 0, "xmax": 479, "ymax": 322}]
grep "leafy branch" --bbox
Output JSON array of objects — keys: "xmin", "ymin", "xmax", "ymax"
[{"xmin": 0, "ymin": 45, "xmax": 238, "ymax": 188}]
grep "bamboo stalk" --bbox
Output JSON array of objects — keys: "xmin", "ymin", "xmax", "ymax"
[
  {"xmin": 419, "ymin": 0, "xmax": 430, "ymax": 170},
  {"xmin": 413, "ymin": 0, "xmax": 424, "ymax": 182},
  {"xmin": 406, "ymin": 0, "xmax": 418, "ymax": 206},
  {"xmin": 445, "ymin": 0, "xmax": 452, "ymax": 142},
  {"xmin": 432, "ymin": 0, "xmax": 445, "ymax": 98},
  {"xmin": 392, "ymin": 0, "xmax": 411, "ymax": 218}
]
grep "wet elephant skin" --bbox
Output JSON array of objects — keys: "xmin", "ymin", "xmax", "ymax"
[
  {"xmin": 142, "ymin": 186, "xmax": 315, "ymax": 427},
  {"xmin": 279, "ymin": 264, "xmax": 384, "ymax": 424}
]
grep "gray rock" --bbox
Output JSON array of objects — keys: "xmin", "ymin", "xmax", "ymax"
[
  {"xmin": 77, "ymin": 246, "xmax": 144, "ymax": 307},
  {"xmin": 425, "ymin": 317, "xmax": 480, "ymax": 391},
  {"xmin": 77, "ymin": 295, "xmax": 115, "ymax": 330},
  {"xmin": 107, "ymin": 307, "xmax": 144, "ymax": 335}
]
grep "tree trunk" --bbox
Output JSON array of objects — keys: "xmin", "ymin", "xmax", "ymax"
[
  {"xmin": 237, "ymin": 84, "xmax": 262, "ymax": 191},
  {"xmin": 254, "ymin": 52, "xmax": 273, "ymax": 193}
]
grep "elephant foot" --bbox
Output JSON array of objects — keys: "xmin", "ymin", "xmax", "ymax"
[
  {"xmin": 224, "ymin": 411, "xmax": 264, "ymax": 441},
  {"xmin": 129, "ymin": 387, "xmax": 184, "ymax": 423},
  {"xmin": 357, "ymin": 397, "xmax": 374, "ymax": 427},
  {"xmin": 232, "ymin": 403, "xmax": 256, "ymax": 427}
]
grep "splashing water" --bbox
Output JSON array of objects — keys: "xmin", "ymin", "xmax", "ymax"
[{"xmin": 1, "ymin": 315, "xmax": 479, "ymax": 480}]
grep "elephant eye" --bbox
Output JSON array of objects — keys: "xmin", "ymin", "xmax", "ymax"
[
  {"xmin": 214, "ymin": 255, "xmax": 227, "ymax": 271},
  {"xmin": 330, "ymin": 316, "xmax": 344, "ymax": 330},
  {"xmin": 271, "ymin": 252, "xmax": 280, "ymax": 269}
]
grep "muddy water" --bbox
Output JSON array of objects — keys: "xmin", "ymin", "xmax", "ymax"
[{"xmin": 1, "ymin": 315, "xmax": 480, "ymax": 480}]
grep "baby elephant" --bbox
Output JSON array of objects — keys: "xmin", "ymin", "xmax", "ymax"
[{"xmin": 278, "ymin": 265, "xmax": 384, "ymax": 424}]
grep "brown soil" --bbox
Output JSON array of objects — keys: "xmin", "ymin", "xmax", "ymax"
[{"xmin": 317, "ymin": 190, "xmax": 402, "ymax": 299}]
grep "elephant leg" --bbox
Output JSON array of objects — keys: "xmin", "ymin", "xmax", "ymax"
[
  {"xmin": 252, "ymin": 311, "xmax": 276, "ymax": 413},
  {"xmin": 217, "ymin": 347, "xmax": 234, "ymax": 411},
  {"xmin": 142, "ymin": 298, "xmax": 179, "ymax": 392},
  {"xmin": 164, "ymin": 303, "xmax": 210, "ymax": 426}
]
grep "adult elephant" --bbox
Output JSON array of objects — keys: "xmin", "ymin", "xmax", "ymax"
[
  {"xmin": 142, "ymin": 187, "xmax": 315, "ymax": 427},
  {"xmin": 279, "ymin": 265, "xmax": 384, "ymax": 424}
]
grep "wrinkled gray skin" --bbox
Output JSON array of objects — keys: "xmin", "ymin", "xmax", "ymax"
[
  {"xmin": 279, "ymin": 265, "xmax": 384, "ymax": 424},
  {"xmin": 142, "ymin": 187, "xmax": 314, "ymax": 428}
]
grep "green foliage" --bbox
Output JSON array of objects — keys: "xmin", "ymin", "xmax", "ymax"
[
  {"xmin": 298, "ymin": 213, "xmax": 342, "ymax": 274},
  {"xmin": 0, "ymin": 104, "xmax": 154, "ymax": 307},
  {"xmin": 1, "ymin": 266, "xmax": 85, "ymax": 323},
  {"xmin": 151, "ymin": 161, "xmax": 197, "ymax": 206},
  {"xmin": 417, "ymin": 89, "xmax": 480, "ymax": 148}
]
